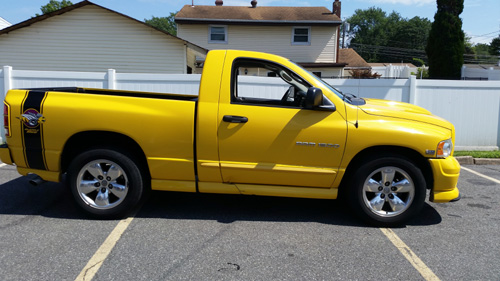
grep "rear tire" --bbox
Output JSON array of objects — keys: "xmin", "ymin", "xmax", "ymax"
[
  {"xmin": 68, "ymin": 148, "xmax": 145, "ymax": 219},
  {"xmin": 349, "ymin": 156, "xmax": 426, "ymax": 226}
]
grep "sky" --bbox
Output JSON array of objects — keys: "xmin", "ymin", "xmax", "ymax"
[{"xmin": 1, "ymin": 0, "xmax": 499, "ymax": 45}]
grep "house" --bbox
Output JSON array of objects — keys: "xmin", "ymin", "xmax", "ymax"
[
  {"xmin": 0, "ymin": 17, "xmax": 11, "ymax": 30},
  {"xmin": 0, "ymin": 1, "xmax": 207, "ymax": 74},
  {"xmin": 175, "ymin": 0, "xmax": 366, "ymax": 78}
]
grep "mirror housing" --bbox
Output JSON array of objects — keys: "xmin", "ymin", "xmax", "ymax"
[
  {"xmin": 304, "ymin": 87, "xmax": 323, "ymax": 109},
  {"xmin": 304, "ymin": 87, "xmax": 336, "ymax": 111}
]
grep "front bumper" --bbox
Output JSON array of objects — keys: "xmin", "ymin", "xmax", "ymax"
[
  {"xmin": 0, "ymin": 144, "xmax": 13, "ymax": 165},
  {"xmin": 428, "ymin": 156, "xmax": 460, "ymax": 203}
]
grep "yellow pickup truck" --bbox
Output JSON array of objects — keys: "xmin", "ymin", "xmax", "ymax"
[{"xmin": 0, "ymin": 50, "xmax": 460, "ymax": 225}]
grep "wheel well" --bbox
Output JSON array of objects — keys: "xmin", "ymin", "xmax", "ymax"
[
  {"xmin": 338, "ymin": 146, "xmax": 433, "ymax": 197},
  {"xmin": 60, "ymin": 131, "xmax": 149, "ymax": 176}
]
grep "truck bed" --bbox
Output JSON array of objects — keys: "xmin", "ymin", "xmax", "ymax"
[{"xmin": 23, "ymin": 87, "xmax": 198, "ymax": 101}]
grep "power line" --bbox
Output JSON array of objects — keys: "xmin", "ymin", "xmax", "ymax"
[
  {"xmin": 349, "ymin": 43, "xmax": 499, "ymax": 64},
  {"xmin": 469, "ymin": 30, "xmax": 500, "ymax": 38}
]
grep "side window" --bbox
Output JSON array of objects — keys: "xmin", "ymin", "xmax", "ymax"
[
  {"xmin": 209, "ymin": 25, "xmax": 227, "ymax": 44},
  {"xmin": 292, "ymin": 27, "xmax": 311, "ymax": 45},
  {"xmin": 232, "ymin": 59, "xmax": 311, "ymax": 108}
]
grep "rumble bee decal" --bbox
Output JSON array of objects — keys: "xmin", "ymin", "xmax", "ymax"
[{"xmin": 22, "ymin": 108, "xmax": 44, "ymax": 133}]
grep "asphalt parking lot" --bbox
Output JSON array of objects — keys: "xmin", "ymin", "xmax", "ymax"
[{"xmin": 1, "ymin": 162, "xmax": 499, "ymax": 281}]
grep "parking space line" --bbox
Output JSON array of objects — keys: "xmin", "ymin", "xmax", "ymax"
[
  {"xmin": 75, "ymin": 215, "xmax": 136, "ymax": 281},
  {"xmin": 380, "ymin": 228, "xmax": 440, "ymax": 281},
  {"xmin": 461, "ymin": 166, "xmax": 500, "ymax": 185}
]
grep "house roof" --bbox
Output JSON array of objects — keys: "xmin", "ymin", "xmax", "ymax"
[
  {"xmin": 175, "ymin": 5, "xmax": 341, "ymax": 26},
  {"xmin": 0, "ymin": 0, "xmax": 207, "ymax": 54},
  {"xmin": 464, "ymin": 64, "xmax": 500, "ymax": 70},
  {"xmin": 0, "ymin": 17, "xmax": 11, "ymax": 29},
  {"xmin": 339, "ymin": 48, "xmax": 370, "ymax": 69}
]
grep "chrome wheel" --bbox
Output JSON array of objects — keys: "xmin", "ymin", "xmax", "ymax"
[
  {"xmin": 76, "ymin": 159, "xmax": 129, "ymax": 210},
  {"xmin": 362, "ymin": 166, "xmax": 415, "ymax": 218}
]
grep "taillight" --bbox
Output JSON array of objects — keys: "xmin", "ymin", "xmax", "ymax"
[{"xmin": 3, "ymin": 102, "xmax": 10, "ymax": 137}]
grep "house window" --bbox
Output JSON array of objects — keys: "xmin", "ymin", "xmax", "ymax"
[
  {"xmin": 209, "ymin": 25, "xmax": 227, "ymax": 44},
  {"xmin": 292, "ymin": 27, "xmax": 311, "ymax": 45}
]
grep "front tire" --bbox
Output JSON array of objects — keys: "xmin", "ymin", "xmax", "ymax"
[
  {"xmin": 349, "ymin": 156, "xmax": 426, "ymax": 226},
  {"xmin": 68, "ymin": 148, "xmax": 145, "ymax": 219}
]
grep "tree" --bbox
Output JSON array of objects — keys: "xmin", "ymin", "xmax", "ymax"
[
  {"xmin": 392, "ymin": 17, "xmax": 432, "ymax": 50},
  {"xmin": 347, "ymin": 7, "xmax": 396, "ymax": 62},
  {"xmin": 464, "ymin": 35, "xmax": 475, "ymax": 55},
  {"xmin": 490, "ymin": 37, "xmax": 500, "ymax": 56},
  {"xmin": 144, "ymin": 12, "xmax": 177, "ymax": 36},
  {"xmin": 426, "ymin": 0, "xmax": 465, "ymax": 79},
  {"xmin": 464, "ymin": 42, "xmax": 498, "ymax": 64},
  {"xmin": 37, "ymin": 0, "xmax": 73, "ymax": 16},
  {"xmin": 347, "ymin": 7, "xmax": 431, "ymax": 63},
  {"xmin": 474, "ymin": 43, "xmax": 490, "ymax": 55}
]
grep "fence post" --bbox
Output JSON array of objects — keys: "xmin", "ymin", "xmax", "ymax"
[
  {"xmin": 487, "ymin": 67, "xmax": 500, "ymax": 81},
  {"xmin": 3, "ymin": 65, "xmax": 12, "ymax": 99},
  {"xmin": 408, "ymin": 75, "xmax": 417, "ymax": 105},
  {"xmin": 461, "ymin": 65, "xmax": 466, "ymax": 80},
  {"xmin": 403, "ymin": 66, "xmax": 410, "ymax": 78},
  {"xmin": 107, "ymin": 69, "xmax": 116, "ymax": 90},
  {"xmin": 1, "ymin": 66, "xmax": 12, "ymax": 143}
]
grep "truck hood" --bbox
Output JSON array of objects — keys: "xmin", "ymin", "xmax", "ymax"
[{"xmin": 359, "ymin": 98, "xmax": 452, "ymax": 130}]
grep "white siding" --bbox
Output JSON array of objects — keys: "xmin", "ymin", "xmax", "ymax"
[
  {"xmin": 178, "ymin": 24, "xmax": 337, "ymax": 63},
  {"xmin": 0, "ymin": 6, "xmax": 187, "ymax": 73},
  {"xmin": 186, "ymin": 47, "xmax": 205, "ymax": 74}
]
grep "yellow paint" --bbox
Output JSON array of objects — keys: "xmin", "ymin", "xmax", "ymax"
[
  {"xmin": 2, "ymin": 50, "xmax": 460, "ymax": 205},
  {"xmin": 428, "ymin": 157, "xmax": 460, "ymax": 202},
  {"xmin": 431, "ymin": 187, "xmax": 460, "ymax": 203},
  {"xmin": 75, "ymin": 215, "xmax": 137, "ymax": 281},
  {"xmin": 147, "ymin": 157, "xmax": 195, "ymax": 182},
  {"xmin": 151, "ymin": 179, "xmax": 196, "ymax": 193},
  {"xmin": 236, "ymin": 183, "xmax": 337, "ymax": 199},
  {"xmin": 219, "ymin": 161, "xmax": 337, "ymax": 174},
  {"xmin": 198, "ymin": 181, "xmax": 241, "ymax": 194},
  {"xmin": 380, "ymin": 228, "xmax": 441, "ymax": 281}
]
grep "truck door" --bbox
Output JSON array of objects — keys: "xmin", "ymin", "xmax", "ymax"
[{"xmin": 217, "ymin": 58, "xmax": 347, "ymax": 188}]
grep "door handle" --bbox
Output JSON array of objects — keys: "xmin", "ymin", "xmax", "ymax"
[{"xmin": 223, "ymin": 115, "xmax": 248, "ymax": 123}]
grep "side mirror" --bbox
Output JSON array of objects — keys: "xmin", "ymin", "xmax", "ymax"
[{"xmin": 304, "ymin": 87, "xmax": 323, "ymax": 109}]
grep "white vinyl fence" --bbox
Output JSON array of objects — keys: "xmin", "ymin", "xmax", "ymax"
[
  {"xmin": 2, "ymin": 66, "xmax": 500, "ymax": 150},
  {"xmin": 461, "ymin": 65, "xmax": 500, "ymax": 81},
  {"xmin": 370, "ymin": 65, "xmax": 414, "ymax": 79}
]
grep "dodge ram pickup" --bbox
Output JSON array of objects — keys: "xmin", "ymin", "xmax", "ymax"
[{"xmin": 0, "ymin": 50, "xmax": 460, "ymax": 225}]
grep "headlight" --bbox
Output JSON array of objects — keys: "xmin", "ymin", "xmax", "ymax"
[{"xmin": 437, "ymin": 139, "xmax": 453, "ymax": 158}]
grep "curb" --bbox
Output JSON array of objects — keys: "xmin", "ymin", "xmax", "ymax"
[{"xmin": 455, "ymin": 156, "xmax": 500, "ymax": 165}]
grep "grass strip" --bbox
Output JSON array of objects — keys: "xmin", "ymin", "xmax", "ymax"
[{"xmin": 454, "ymin": 151, "xmax": 500, "ymax": 158}]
